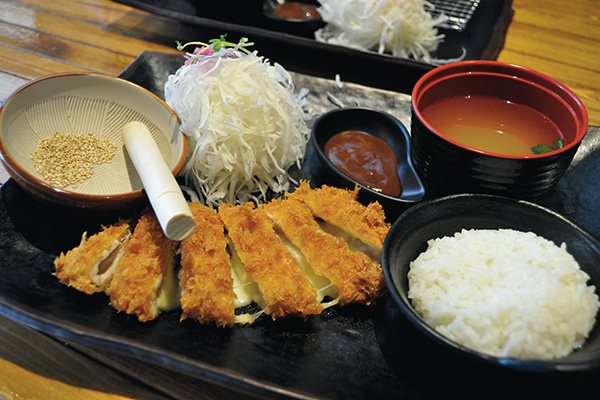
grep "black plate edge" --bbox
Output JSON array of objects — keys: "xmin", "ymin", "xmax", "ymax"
[{"xmin": 0, "ymin": 294, "xmax": 321, "ymax": 400}]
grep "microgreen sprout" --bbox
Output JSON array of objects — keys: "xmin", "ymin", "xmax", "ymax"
[{"xmin": 176, "ymin": 34, "xmax": 254, "ymax": 58}]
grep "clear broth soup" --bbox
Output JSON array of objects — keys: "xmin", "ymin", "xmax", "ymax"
[{"xmin": 421, "ymin": 95, "xmax": 564, "ymax": 156}]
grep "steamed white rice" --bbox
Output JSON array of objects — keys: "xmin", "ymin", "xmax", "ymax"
[{"xmin": 408, "ymin": 229, "xmax": 600, "ymax": 359}]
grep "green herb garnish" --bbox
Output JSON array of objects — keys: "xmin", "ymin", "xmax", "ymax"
[
  {"xmin": 530, "ymin": 139, "xmax": 564, "ymax": 154},
  {"xmin": 176, "ymin": 34, "xmax": 254, "ymax": 54}
]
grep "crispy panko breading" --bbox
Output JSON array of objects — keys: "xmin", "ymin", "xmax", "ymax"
[
  {"xmin": 218, "ymin": 202, "xmax": 323, "ymax": 320},
  {"xmin": 178, "ymin": 202, "xmax": 238, "ymax": 327},
  {"xmin": 53, "ymin": 181, "xmax": 392, "ymax": 326},
  {"xmin": 108, "ymin": 212, "xmax": 179, "ymax": 322},
  {"xmin": 287, "ymin": 181, "xmax": 389, "ymax": 254},
  {"xmin": 54, "ymin": 220, "xmax": 131, "ymax": 295},
  {"xmin": 262, "ymin": 198, "xmax": 385, "ymax": 305}
]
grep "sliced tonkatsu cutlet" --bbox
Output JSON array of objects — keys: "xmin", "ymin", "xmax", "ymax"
[
  {"xmin": 287, "ymin": 181, "xmax": 390, "ymax": 261},
  {"xmin": 261, "ymin": 198, "xmax": 385, "ymax": 306},
  {"xmin": 54, "ymin": 219, "xmax": 132, "ymax": 295},
  {"xmin": 218, "ymin": 202, "xmax": 323, "ymax": 320},
  {"xmin": 108, "ymin": 211, "xmax": 179, "ymax": 322},
  {"xmin": 178, "ymin": 202, "xmax": 241, "ymax": 327}
]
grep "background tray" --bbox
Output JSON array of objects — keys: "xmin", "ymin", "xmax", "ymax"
[
  {"xmin": 114, "ymin": 0, "xmax": 512, "ymax": 60},
  {"xmin": 1, "ymin": 51, "xmax": 599, "ymax": 399},
  {"xmin": 110, "ymin": 0, "xmax": 513, "ymax": 92}
]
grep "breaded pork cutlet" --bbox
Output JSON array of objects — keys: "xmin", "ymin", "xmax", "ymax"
[
  {"xmin": 178, "ymin": 202, "xmax": 240, "ymax": 327},
  {"xmin": 287, "ymin": 181, "xmax": 389, "ymax": 260},
  {"xmin": 108, "ymin": 211, "xmax": 179, "ymax": 322},
  {"xmin": 218, "ymin": 203, "xmax": 323, "ymax": 320},
  {"xmin": 54, "ymin": 220, "xmax": 131, "ymax": 295},
  {"xmin": 262, "ymin": 198, "xmax": 385, "ymax": 306}
]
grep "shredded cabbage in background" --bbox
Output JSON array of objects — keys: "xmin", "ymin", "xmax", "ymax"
[
  {"xmin": 315, "ymin": 0, "xmax": 445, "ymax": 63},
  {"xmin": 165, "ymin": 44, "xmax": 309, "ymax": 206}
]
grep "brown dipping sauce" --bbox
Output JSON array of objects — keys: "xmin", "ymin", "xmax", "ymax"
[
  {"xmin": 272, "ymin": 2, "xmax": 321, "ymax": 20},
  {"xmin": 324, "ymin": 131, "xmax": 402, "ymax": 197}
]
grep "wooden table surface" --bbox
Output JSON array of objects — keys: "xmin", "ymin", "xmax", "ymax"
[{"xmin": 0, "ymin": 0, "xmax": 599, "ymax": 399}]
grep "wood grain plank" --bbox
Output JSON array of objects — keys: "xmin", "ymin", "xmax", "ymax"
[
  {"xmin": 499, "ymin": 19, "xmax": 600, "ymax": 70},
  {"xmin": 497, "ymin": 49, "xmax": 600, "ymax": 124},
  {"xmin": 509, "ymin": 0, "xmax": 600, "ymax": 28},
  {"xmin": 11, "ymin": 0, "xmax": 187, "ymax": 51},
  {"xmin": 10, "ymin": 0, "xmax": 150, "ymax": 25},
  {"xmin": 0, "ymin": 45, "xmax": 96, "ymax": 79},
  {"xmin": 0, "ymin": 25, "xmax": 135, "ymax": 76},
  {"xmin": 69, "ymin": 343, "xmax": 254, "ymax": 400},
  {"xmin": 0, "ymin": 315, "xmax": 164, "ymax": 400},
  {"xmin": 497, "ymin": 0, "xmax": 600, "ymax": 125},
  {"xmin": 0, "ymin": 70, "xmax": 28, "ymax": 96},
  {"xmin": 0, "ymin": 1, "xmax": 179, "ymax": 55}
]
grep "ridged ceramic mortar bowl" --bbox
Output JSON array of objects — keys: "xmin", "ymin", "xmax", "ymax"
[
  {"xmin": 382, "ymin": 193, "xmax": 600, "ymax": 372},
  {"xmin": 410, "ymin": 60, "xmax": 588, "ymax": 201},
  {"xmin": 0, "ymin": 72, "xmax": 187, "ymax": 213}
]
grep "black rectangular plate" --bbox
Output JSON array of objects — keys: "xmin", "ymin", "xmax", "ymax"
[{"xmin": 0, "ymin": 52, "xmax": 599, "ymax": 399}]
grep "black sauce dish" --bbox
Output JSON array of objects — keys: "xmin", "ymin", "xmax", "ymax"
[
  {"xmin": 311, "ymin": 107, "xmax": 426, "ymax": 220},
  {"xmin": 381, "ymin": 193, "xmax": 600, "ymax": 373},
  {"xmin": 262, "ymin": 0, "xmax": 325, "ymax": 38}
]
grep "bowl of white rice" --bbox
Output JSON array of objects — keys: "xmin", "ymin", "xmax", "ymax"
[{"xmin": 381, "ymin": 193, "xmax": 600, "ymax": 372}]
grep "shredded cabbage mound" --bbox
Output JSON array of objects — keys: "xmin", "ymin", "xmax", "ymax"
[
  {"xmin": 165, "ymin": 46, "xmax": 309, "ymax": 206},
  {"xmin": 315, "ymin": 0, "xmax": 445, "ymax": 62}
]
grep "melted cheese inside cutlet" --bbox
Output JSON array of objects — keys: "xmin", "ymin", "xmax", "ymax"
[
  {"xmin": 227, "ymin": 237, "xmax": 264, "ymax": 309},
  {"xmin": 155, "ymin": 259, "xmax": 181, "ymax": 311},
  {"xmin": 273, "ymin": 225, "xmax": 339, "ymax": 306},
  {"xmin": 226, "ymin": 234, "xmax": 280, "ymax": 324},
  {"xmin": 261, "ymin": 196, "xmax": 385, "ymax": 306},
  {"xmin": 287, "ymin": 181, "xmax": 389, "ymax": 257},
  {"xmin": 109, "ymin": 212, "xmax": 180, "ymax": 322},
  {"xmin": 219, "ymin": 203, "xmax": 322, "ymax": 319},
  {"xmin": 316, "ymin": 218, "xmax": 382, "ymax": 264}
]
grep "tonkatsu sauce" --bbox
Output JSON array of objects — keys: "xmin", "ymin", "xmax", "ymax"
[
  {"xmin": 272, "ymin": 2, "xmax": 321, "ymax": 20},
  {"xmin": 324, "ymin": 130, "xmax": 402, "ymax": 197}
]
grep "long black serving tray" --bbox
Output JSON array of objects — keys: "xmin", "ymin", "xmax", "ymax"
[
  {"xmin": 110, "ymin": 0, "xmax": 513, "ymax": 93},
  {"xmin": 0, "ymin": 52, "xmax": 599, "ymax": 399}
]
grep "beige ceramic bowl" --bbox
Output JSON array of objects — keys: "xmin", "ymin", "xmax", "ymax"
[{"xmin": 0, "ymin": 72, "xmax": 187, "ymax": 213}]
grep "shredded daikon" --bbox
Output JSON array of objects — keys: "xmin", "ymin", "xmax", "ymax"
[
  {"xmin": 315, "ymin": 0, "xmax": 445, "ymax": 63},
  {"xmin": 165, "ymin": 39, "xmax": 309, "ymax": 206},
  {"xmin": 335, "ymin": 74, "xmax": 344, "ymax": 89}
]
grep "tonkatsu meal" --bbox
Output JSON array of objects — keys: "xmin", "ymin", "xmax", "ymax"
[{"xmin": 48, "ymin": 34, "xmax": 600, "ymax": 361}]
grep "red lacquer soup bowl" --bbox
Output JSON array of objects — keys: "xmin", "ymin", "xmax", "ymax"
[{"xmin": 410, "ymin": 60, "xmax": 588, "ymax": 200}]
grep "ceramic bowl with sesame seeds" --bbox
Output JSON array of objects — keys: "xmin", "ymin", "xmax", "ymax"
[{"xmin": 0, "ymin": 72, "xmax": 187, "ymax": 213}]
